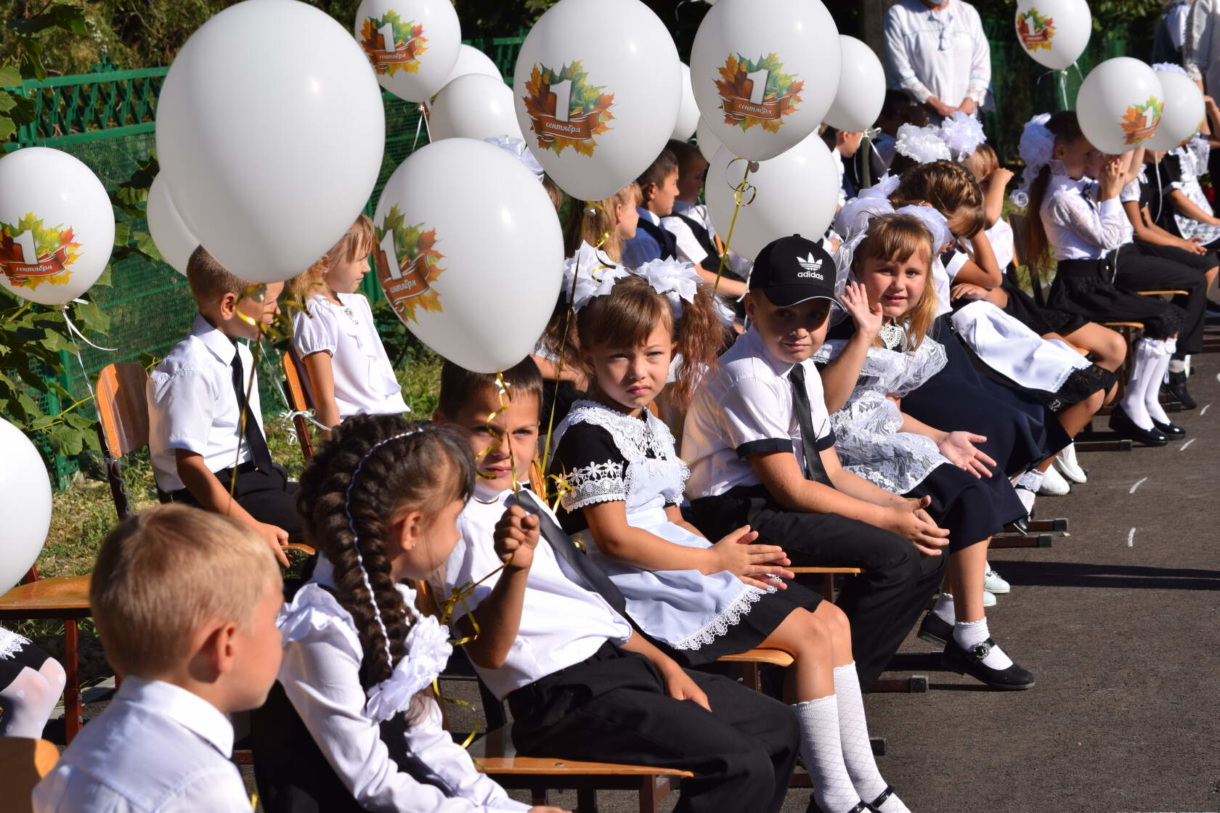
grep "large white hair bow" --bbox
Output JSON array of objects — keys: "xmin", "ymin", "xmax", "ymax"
[
  {"xmin": 895, "ymin": 204, "xmax": 953, "ymax": 252},
  {"xmin": 939, "ymin": 112, "xmax": 987, "ymax": 162},
  {"xmin": 1010, "ymin": 113, "xmax": 1054, "ymax": 208},
  {"xmin": 363, "ymin": 612, "xmax": 453, "ymax": 723},
  {"xmin": 562, "ymin": 242, "xmax": 628, "ymax": 311},
  {"xmin": 635, "ymin": 257, "xmax": 700, "ymax": 319},
  {"xmin": 895, "ymin": 123, "xmax": 952, "ymax": 165}
]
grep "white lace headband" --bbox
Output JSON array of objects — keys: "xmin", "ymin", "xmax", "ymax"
[{"xmin": 1010, "ymin": 113, "xmax": 1056, "ymax": 208}]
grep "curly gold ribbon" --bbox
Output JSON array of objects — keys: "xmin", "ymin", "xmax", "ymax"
[{"xmin": 711, "ymin": 158, "xmax": 758, "ymax": 297}]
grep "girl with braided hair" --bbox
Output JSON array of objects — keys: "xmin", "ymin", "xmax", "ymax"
[{"xmin": 252, "ymin": 413, "xmax": 563, "ymax": 813}]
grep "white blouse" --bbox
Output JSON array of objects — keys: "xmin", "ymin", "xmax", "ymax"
[
  {"xmin": 1166, "ymin": 137, "xmax": 1220, "ymax": 244},
  {"xmin": 277, "ymin": 562, "xmax": 527, "ymax": 813},
  {"xmin": 1040, "ymin": 174, "xmax": 1129, "ymax": 261},
  {"xmin": 884, "ymin": 0, "xmax": 991, "ymax": 107},
  {"xmin": 292, "ymin": 293, "xmax": 409, "ymax": 420}
]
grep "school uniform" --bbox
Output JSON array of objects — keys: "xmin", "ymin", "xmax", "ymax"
[
  {"xmin": 664, "ymin": 203, "xmax": 751, "ymax": 316},
  {"xmin": 680, "ymin": 326, "xmax": 946, "ymax": 690},
  {"xmin": 148, "ymin": 314, "xmax": 300, "ymax": 536},
  {"xmin": 33, "ymin": 678, "xmax": 250, "ymax": 812},
  {"xmin": 622, "ymin": 209, "xmax": 677, "ymax": 270},
  {"xmin": 253, "ymin": 557, "xmax": 527, "ymax": 813},
  {"xmin": 442, "ymin": 486, "xmax": 801, "ymax": 813},
  {"xmin": 291, "ymin": 293, "xmax": 409, "ymax": 420},
  {"xmin": 0, "ymin": 625, "xmax": 50, "ymax": 693}
]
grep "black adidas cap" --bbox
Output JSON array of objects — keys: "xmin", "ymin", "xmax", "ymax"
[{"xmin": 748, "ymin": 235, "xmax": 838, "ymax": 308}]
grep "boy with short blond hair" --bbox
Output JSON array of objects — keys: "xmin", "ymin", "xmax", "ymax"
[
  {"xmin": 148, "ymin": 245, "xmax": 295, "ymax": 565},
  {"xmin": 34, "ymin": 505, "xmax": 284, "ymax": 812}
]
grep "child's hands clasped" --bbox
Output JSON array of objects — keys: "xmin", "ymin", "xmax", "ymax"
[
  {"xmin": 709, "ymin": 526, "xmax": 795, "ymax": 590},
  {"xmin": 841, "ymin": 281, "xmax": 883, "ymax": 340},
  {"xmin": 494, "ymin": 505, "xmax": 541, "ymax": 571},
  {"xmin": 884, "ymin": 497, "xmax": 950, "ymax": 556},
  {"xmin": 937, "ymin": 430, "xmax": 996, "ymax": 478}
]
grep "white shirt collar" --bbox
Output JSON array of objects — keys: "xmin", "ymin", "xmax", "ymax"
[
  {"xmin": 189, "ymin": 313, "xmax": 240, "ymax": 366},
  {"xmin": 740, "ymin": 326, "xmax": 800, "ymax": 379},
  {"xmin": 117, "ymin": 677, "xmax": 234, "ymax": 757},
  {"xmin": 638, "ymin": 208, "xmax": 661, "ymax": 227}
]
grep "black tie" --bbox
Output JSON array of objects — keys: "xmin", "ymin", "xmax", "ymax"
[
  {"xmin": 514, "ymin": 489, "xmax": 627, "ymax": 615},
  {"xmin": 788, "ymin": 363, "xmax": 833, "ymax": 487},
  {"xmin": 231, "ymin": 347, "xmax": 273, "ymax": 473}
]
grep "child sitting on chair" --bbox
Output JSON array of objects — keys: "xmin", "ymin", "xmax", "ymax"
[
  {"xmin": 34, "ymin": 505, "xmax": 283, "ymax": 811},
  {"xmin": 0, "ymin": 625, "xmax": 64, "ymax": 740}
]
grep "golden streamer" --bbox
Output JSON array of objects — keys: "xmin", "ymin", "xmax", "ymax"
[
  {"xmin": 474, "ymin": 372, "xmax": 521, "ymax": 498},
  {"xmin": 711, "ymin": 158, "xmax": 759, "ymax": 297}
]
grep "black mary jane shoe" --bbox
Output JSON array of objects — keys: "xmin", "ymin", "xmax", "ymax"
[
  {"xmin": 1152, "ymin": 418, "xmax": 1186, "ymax": 438},
  {"xmin": 916, "ymin": 611, "xmax": 952, "ymax": 647},
  {"xmin": 1108, "ymin": 405, "xmax": 1169, "ymax": 447},
  {"xmin": 810, "ymin": 802, "xmax": 872, "ymax": 813},
  {"xmin": 1162, "ymin": 371, "xmax": 1197, "ymax": 410},
  {"xmin": 867, "ymin": 785, "xmax": 898, "ymax": 812},
  {"xmin": 942, "ymin": 637, "xmax": 1035, "ymax": 690}
]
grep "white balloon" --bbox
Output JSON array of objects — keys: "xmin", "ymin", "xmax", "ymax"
[
  {"xmin": 823, "ymin": 36, "xmax": 886, "ymax": 133},
  {"xmin": 1145, "ymin": 69, "xmax": 1205, "ymax": 151},
  {"xmin": 696, "ymin": 115, "xmax": 725, "ymax": 163},
  {"xmin": 157, "ymin": 0, "xmax": 385, "ymax": 284},
  {"xmin": 355, "ymin": 0, "xmax": 461, "ymax": 103},
  {"xmin": 513, "ymin": 0, "xmax": 682, "ymax": 202},
  {"xmin": 146, "ymin": 174, "xmax": 198, "ymax": 277},
  {"xmin": 439, "ymin": 44, "xmax": 502, "ymax": 89},
  {"xmin": 1076, "ymin": 57, "xmax": 1165, "ymax": 155},
  {"xmin": 372, "ymin": 139, "xmax": 564, "ymax": 373},
  {"xmin": 0, "ymin": 147, "xmax": 115, "ymax": 307},
  {"xmin": 1015, "ymin": 0, "xmax": 1091, "ymax": 72},
  {"xmin": 691, "ymin": 0, "xmax": 840, "ymax": 161},
  {"xmin": 0, "ymin": 417, "xmax": 52, "ymax": 595},
  {"xmin": 430, "ymin": 74, "xmax": 524, "ymax": 141},
  {"xmin": 705, "ymin": 134, "xmax": 839, "ymax": 260},
  {"xmin": 673, "ymin": 64, "xmax": 700, "ymax": 142}
]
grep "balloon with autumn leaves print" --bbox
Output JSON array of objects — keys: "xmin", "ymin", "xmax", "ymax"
[
  {"xmin": 691, "ymin": 0, "xmax": 840, "ymax": 161},
  {"xmin": 1076, "ymin": 58, "xmax": 1164, "ymax": 155},
  {"xmin": 354, "ymin": 0, "xmax": 461, "ymax": 103},
  {"xmin": 1014, "ymin": 0, "xmax": 1091, "ymax": 72},
  {"xmin": 513, "ymin": 0, "xmax": 682, "ymax": 202},
  {"xmin": 0, "ymin": 147, "xmax": 115, "ymax": 307}
]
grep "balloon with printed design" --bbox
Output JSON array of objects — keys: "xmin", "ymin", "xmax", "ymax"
[
  {"xmin": 1076, "ymin": 57, "xmax": 1164, "ymax": 155},
  {"xmin": 146, "ymin": 174, "xmax": 199, "ymax": 277},
  {"xmin": 513, "ymin": 0, "xmax": 682, "ymax": 202},
  {"xmin": 1015, "ymin": 0, "xmax": 1091, "ymax": 72},
  {"xmin": 354, "ymin": 0, "xmax": 461, "ymax": 103},
  {"xmin": 690, "ymin": 0, "xmax": 840, "ymax": 161},
  {"xmin": 673, "ymin": 64, "xmax": 700, "ymax": 142},
  {"xmin": 705, "ymin": 133, "xmax": 839, "ymax": 260},
  {"xmin": 823, "ymin": 35, "xmax": 886, "ymax": 133},
  {"xmin": 0, "ymin": 417, "xmax": 52, "ymax": 595},
  {"xmin": 1144, "ymin": 67, "xmax": 1205, "ymax": 151},
  {"xmin": 0, "ymin": 147, "xmax": 115, "ymax": 307},
  {"xmin": 430, "ymin": 73, "xmax": 524, "ymax": 142},
  {"xmin": 373, "ymin": 139, "xmax": 564, "ymax": 373},
  {"xmin": 157, "ymin": 0, "xmax": 385, "ymax": 284}
]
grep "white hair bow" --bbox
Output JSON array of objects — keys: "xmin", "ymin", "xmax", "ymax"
[
  {"xmin": 562, "ymin": 242, "xmax": 628, "ymax": 312},
  {"xmin": 484, "ymin": 135, "xmax": 545, "ymax": 180},
  {"xmin": 939, "ymin": 112, "xmax": 987, "ymax": 161},
  {"xmin": 364, "ymin": 610, "xmax": 453, "ymax": 723},
  {"xmin": 1010, "ymin": 113, "xmax": 1055, "ymax": 208},
  {"xmin": 635, "ymin": 257, "xmax": 701, "ymax": 319},
  {"xmin": 895, "ymin": 122, "xmax": 952, "ymax": 165}
]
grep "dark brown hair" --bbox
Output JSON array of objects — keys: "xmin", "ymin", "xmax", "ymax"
[
  {"xmin": 186, "ymin": 246, "xmax": 256, "ymax": 309},
  {"xmin": 1020, "ymin": 111, "xmax": 1086, "ymax": 274},
  {"xmin": 637, "ymin": 148, "xmax": 679, "ymax": 189},
  {"xmin": 436, "ymin": 357, "xmax": 543, "ymax": 419}
]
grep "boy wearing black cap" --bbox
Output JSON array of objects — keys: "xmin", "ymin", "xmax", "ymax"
[{"xmin": 681, "ymin": 235, "xmax": 948, "ymax": 691}]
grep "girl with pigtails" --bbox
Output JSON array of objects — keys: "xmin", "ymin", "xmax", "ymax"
[
  {"xmin": 548, "ymin": 262, "xmax": 912, "ymax": 813},
  {"xmin": 252, "ymin": 414, "xmax": 561, "ymax": 813}
]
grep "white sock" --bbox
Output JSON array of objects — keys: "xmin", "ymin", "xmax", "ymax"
[
  {"xmin": 1017, "ymin": 469, "xmax": 1044, "ymax": 492},
  {"xmin": 1120, "ymin": 339, "xmax": 1160, "ymax": 429},
  {"xmin": 932, "ymin": 591, "xmax": 955, "ymax": 624},
  {"xmin": 1167, "ymin": 358, "xmax": 1186, "ymax": 374},
  {"xmin": 833, "ymin": 664, "xmax": 910, "ymax": 813},
  {"xmin": 1146, "ymin": 347, "xmax": 1173, "ymax": 425},
  {"xmin": 954, "ymin": 618, "xmax": 1014, "ymax": 670},
  {"xmin": 791, "ymin": 696, "xmax": 863, "ymax": 813}
]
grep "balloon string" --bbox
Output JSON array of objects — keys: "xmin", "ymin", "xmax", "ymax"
[
  {"xmin": 412, "ymin": 104, "xmax": 427, "ymax": 152},
  {"xmin": 711, "ymin": 159, "xmax": 757, "ymax": 297},
  {"xmin": 421, "ymin": 101, "xmax": 433, "ymax": 145},
  {"xmin": 60, "ymin": 305, "xmax": 116, "ymax": 352},
  {"xmin": 59, "ymin": 308, "xmax": 102, "ymax": 423}
]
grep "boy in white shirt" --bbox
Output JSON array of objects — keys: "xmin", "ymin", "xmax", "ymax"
[
  {"xmin": 34, "ymin": 505, "xmax": 284, "ymax": 812},
  {"xmin": 433, "ymin": 360, "xmax": 801, "ymax": 813},
  {"xmin": 148, "ymin": 246, "xmax": 295, "ymax": 566},
  {"xmin": 681, "ymin": 236, "xmax": 949, "ymax": 690}
]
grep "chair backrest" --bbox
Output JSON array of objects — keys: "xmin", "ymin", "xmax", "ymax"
[
  {"xmin": 282, "ymin": 350, "xmax": 316, "ymax": 460},
  {"xmin": 0, "ymin": 738, "xmax": 60, "ymax": 813},
  {"xmin": 96, "ymin": 362, "xmax": 150, "ymax": 460}
]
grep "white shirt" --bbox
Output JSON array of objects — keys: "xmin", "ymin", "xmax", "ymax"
[
  {"xmin": 147, "ymin": 314, "xmax": 264, "ymax": 492},
  {"xmin": 1185, "ymin": 0, "xmax": 1220, "ymax": 93},
  {"xmin": 1039, "ymin": 174, "xmax": 1128, "ymax": 261},
  {"xmin": 663, "ymin": 203, "xmax": 714, "ymax": 267},
  {"xmin": 277, "ymin": 560, "xmax": 528, "ymax": 813},
  {"xmin": 1167, "ymin": 0, "xmax": 1191, "ymax": 50},
  {"xmin": 884, "ymin": 0, "xmax": 991, "ymax": 107},
  {"xmin": 831, "ymin": 150, "xmax": 848, "ymax": 208},
  {"xmin": 681, "ymin": 327, "xmax": 834, "ymax": 499},
  {"xmin": 441, "ymin": 485, "xmax": 633, "ymax": 701},
  {"xmin": 986, "ymin": 218, "xmax": 1015, "ymax": 271},
  {"xmin": 291, "ymin": 293, "xmax": 409, "ymax": 420},
  {"xmin": 33, "ymin": 678, "xmax": 250, "ymax": 813}
]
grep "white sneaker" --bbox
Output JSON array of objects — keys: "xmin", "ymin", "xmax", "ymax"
[
  {"xmin": 983, "ymin": 590, "xmax": 997, "ymax": 607},
  {"xmin": 1054, "ymin": 443, "xmax": 1087, "ymax": 484},
  {"xmin": 984, "ymin": 567, "xmax": 1011, "ymax": 594},
  {"xmin": 1038, "ymin": 465, "xmax": 1071, "ymax": 496}
]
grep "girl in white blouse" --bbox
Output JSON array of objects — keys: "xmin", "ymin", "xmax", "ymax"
[
  {"xmin": 253, "ymin": 414, "xmax": 562, "ymax": 813},
  {"xmin": 288, "ymin": 216, "xmax": 409, "ymax": 439}
]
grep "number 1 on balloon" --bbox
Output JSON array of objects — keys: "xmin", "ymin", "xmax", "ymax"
[
  {"xmin": 746, "ymin": 69, "xmax": 769, "ymax": 104},
  {"xmin": 550, "ymin": 79, "xmax": 573, "ymax": 122},
  {"xmin": 379, "ymin": 231, "xmax": 401, "ymax": 280},
  {"xmin": 14, "ymin": 232, "xmax": 36, "ymax": 265}
]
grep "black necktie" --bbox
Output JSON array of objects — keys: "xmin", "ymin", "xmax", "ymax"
[
  {"xmin": 788, "ymin": 363, "xmax": 833, "ymax": 487},
  {"xmin": 514, "ymin": 489, "xmax": 627, "ymax": 615},
  {"xmin": 231, "ymin": 347, "xmax": 273, "ymax": 473}
]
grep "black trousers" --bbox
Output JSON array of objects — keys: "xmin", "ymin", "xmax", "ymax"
[
  {"xmin": 690, "ymin": 487, "xmax": 946, "ymax": 690},
  {"xmin": 508, "ymin": 643, "xmax": 800, "ymax": 813},
  {"xmin": 1115, "ymin": 243, "xmax": 1211, "ymax": 355},
  {"xmin": 167, "ymin": 462, "xmax": 303, "ymax": 540}
]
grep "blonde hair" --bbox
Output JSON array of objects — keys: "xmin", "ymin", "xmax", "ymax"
[
  {"xmin": 964, "ymin": 142, "xmax": 1000, "ymax": 182},
  {"xmin": 286, "ymin": 215, "xmax": 376, "ymax": 302},
  {"xmin": 562, "ymin": 184, "xmax": 640, "ymax": 262},
  {"xmin": 852, "ymin": 213, "xmax": 940, "ymax": 350},
  {"xmin": 90, "ymin": 505, "xmax": 282, "ymax": 678},
  {"xmin": 186, "ymin": 246, "xmax": 256, "ymax": 310}
]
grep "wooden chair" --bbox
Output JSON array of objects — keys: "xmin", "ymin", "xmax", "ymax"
[
  {"xmin": 281, "ymin": 350, "xmax": 317, "ymax": 460},
  {"xmin": 95, "ymin": 362, "xmax": 154, "ymax": 520},
  {"xmin": 0, "ymin": 737, "xmax": 61, "ymax": 813}
]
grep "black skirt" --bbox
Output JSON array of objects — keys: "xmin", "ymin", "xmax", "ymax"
[
  {"xmin": 905, "ymin": 463, "xmax": 1026, "ymax": 552},
  {"xmin": 1001, "ymin": 276, "xmax": 1087, "ymax": 336},
  {"xmin": 1048, "ymin": 256, "xmax": 1185, "ymax": 340},
  {"xmin": 0, "ymin": 634, "xmax": 50, "ymax": 691}
]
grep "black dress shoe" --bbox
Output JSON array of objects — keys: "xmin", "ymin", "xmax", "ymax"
[
  {"xmin": 809, "ymin": 800, "xmax": 871, "ymax": 813},
  {"xmin": 1108, "ymin": 405, "xmax": 1169, "ymax": 446},
  {"xmin": 1152, "ymin": 418, "xmax": 1186, "ymax": 438},
  {"xmin": 917, "ymin": 611, "xmax": 952, "ymax": 646},
  {"xmin": 942, "ymin": 637, "xmax": 1035, "ymax": 690},
  {"xmin": 1162, "ymin": 370, "xmax": 1197, "ymax": 409}
]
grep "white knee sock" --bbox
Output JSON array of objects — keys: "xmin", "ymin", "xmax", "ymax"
[
  {"xmin": 0, "ymin": 666, "xmax": 62, "ymax": 739},
  {"xmin": 791, "ymin": 696, "xmax": 863, "ymax": 813},
  {"xmin": 1145, "ymin": 344, "xmax": 1174, "ymax": 425},
  {"xmin": 932, "ymin": 591, "xmax": 955, "ymax": 624},
  {"xmin": 954, "ymin": 618, "xmax": 1014, "ymax": 670},
  {"xmin": 833, "ymin": 664, "xmax": 910, "ymax": 813},
  {"xmin": 1120, "ymin": 338, "xmax": 1161, "ymax": 429}
]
